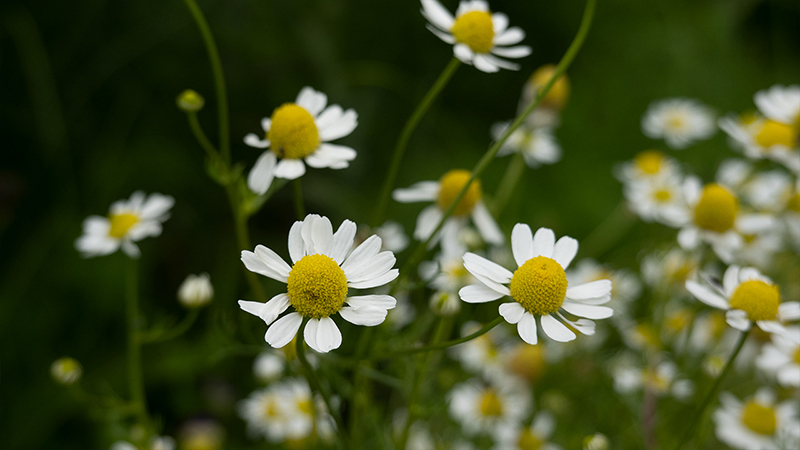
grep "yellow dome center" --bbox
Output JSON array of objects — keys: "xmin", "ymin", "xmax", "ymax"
[
  {"xmin": 287, "ymin": 254, "xmax": 348, "ymax": 318},
  {"xmin": 451, "ymin": 11, "xmax": 495, "ymax": 53},
  {"xmin": 741, "ymin": 401, "xmax": 777, "ymax": 435},
  {"xmin": 436, "ymin": 169, "xmax": 482, "ymax": 216},
  {"xmin": 268, "ymin": 103, "xmax": 320, "ymax": 159},
  {"xmin": 694, "ymin": 183, "xmax": 738, "ymax": 233},
  {"xmin": 729, "ymin": 280, "xmax": 780, "ymax": 322},
  {"xmin": 654, "ymin": 189, "xmax": 672, "ymax": 202},
  {"xmin": 479, "ymin": 389, "xmax": 503, "ymax": 417},
  {"xmin": 756, "ymin": 120, "xmax": 797, "ymax": 149},
  {"xmin": 528, "ymin": 64, "xmax": 570, "ymax": 110},
  {"xmin": 634, "ymin": 150, "xmax": 664, "ymax": 175},
  {"xmin": 510, "ymin": 256, "xmax": 568, "ymax": 315},
  {"xmin": 518, "ymin": 429, "xmax": 544, "ymax": 450},
  {"xmin": 108, "ymin": 213, "xmax": 139, "ymax": 238}
]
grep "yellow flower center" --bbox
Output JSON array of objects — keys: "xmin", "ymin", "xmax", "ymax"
[
  {"xmin": 654, "ymin": 189, "xmax": 672, "ymax": 202},
  {"xmin": 287, "ymin": 254, "xmax": 348, "ymax": 319},
  {"xmin": 507, "ymin": 343, "xmax": 545, "ymax": 382},
  {"xmin": 787, "ymin": 191, "xmax": 800, "ymax": 213},
  {"xmin": 518, "ymin": 429, "xmax": 544, "ymax": 450},
  {"xmin": 436, "ymin": 169, "xmax": 482, "ymax": 216},
  {"xmin": 793, "ymin": 347, "xmax": 800, "ymax": 365},
  {"xmin": 643, "ymin": 369, "xmax": 670, "ymax": 393},
  {"xmin": 510, "ymin": 256, "xmax": 568, "ymax": 315},
  {"xmin": 267, "ymin": 103, "xmax": 320, "ymax": 159},
  {"xmin": 666, "ymin": 114, "xmax": 686, "ymax": 131},
  {"xmin": 693, "ymin": 183, "xmax": 738, "ymax": 233},
  {"xmin": 636, "ymin": 323, "xmax": 661, "ymax": 350},
  {"xmin": 741, "ymin": 401, "xmax": 777, "ymax": 435},
  {"xmin": 729, "ymin": 280, "xmax": 780, "ymax": 322},
  {"xmin": 665, "ymin": 308, "xmax": 691, "ymax": 333},
  {"xmin": 529, "ymin": 64, "xmax": 570, "ymax": 110},
  {"xmin": 451, "ymin": 11, "xmax": 495, "ymax": 53},
  {"xmin": 479, "ymin": 389, "xmax": 503, "ymax": 417},
  {"xmin": 263, "ymin": 398, "xmax": 280, "ymax": 418},
  {"xmin": 634, "ymin": 150, "xmax": 664, "ymax": 175},
  {"xmin": 756, "ymin": 120, "xmax": 797, "ymax": 149},
  {"xmin": 297, "ymin": 397, "xmax": 314, "ymax": 415},
  {"xmin": 108, "ymin": 213, "xmax": 139, "ymax": 238},
  {"xmin": 709, "ymin": 311, "xmax": 727, "ymax": 339}
]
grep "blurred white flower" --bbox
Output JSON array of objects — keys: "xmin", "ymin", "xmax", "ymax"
[
  {"xmin": 714, "ymin": 388, "xmax": 799, "ymax": 450},
  {"xmin": 253, "ymin": 351, "xmax": 285, "ymax": 383},
  {"xmin": 447, "ymin": 378, "xmax": 531, "ymax": 439},
  {"xmin": 177, "ymin": 273, "xmax": 214, "ymax": 308},
  {"xmin": 611, "ymin": 356, "xmax": 694, "ymax": 400},
  {"xmin": 493, "ymin": 121, "xmax": 561, "ymax": 168},
  {"xmin": 179, "ymin": 419, "xmax": 224, "ymax": 450},
  {"xmin": 756, "ymin": 326, "xmax": 800, "ymax": 388},
  {"xmin": 641, "ymin": 98, "xmax": 716, "ymax": 149},
  {"xmin": 50, "ymin": 357, "xmax": 82, "ymax": 385},
  {"xmin": 494, "ymin": 411, "xmax": 563, "ymax": 450},
  {"xmin": 615, "ymin": 150, "xmax": 683, "ymax": 185}
]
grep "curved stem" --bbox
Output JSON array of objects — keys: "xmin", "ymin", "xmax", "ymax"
[
  {"xmin": 141, "ymin": 309, "xmax": 200, "ymax": 344},
  {"xmin": 186, "ymin": 112, "xmax": 219, "ymax": 159},
  {"xmin": 124, "ymin": 258, "xmax": 148, "ymax": 425},
  {"xmin": 371, "ymin": 57, "xmax": 461, "ymax": 227},
  {"xmin": 491, "ymin": 151, "xmax": 527, "ymax": 216},
  {"xmin": 401, "ymin": 0, "xmax": 597, "ymax": 271},
  {"xmin": 373, "ymin": 316, "xmax": 504, "ymax": 361},
  {"xmin": 292, "ymin": 178, "xmax": 305, "ymax": 220},
  {"xmin": 674, "ymin": 327, "xmax": 751, "ymax": 450}
]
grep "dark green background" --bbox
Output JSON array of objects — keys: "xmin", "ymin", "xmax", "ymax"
[{"xmin": 1, "ymin": 0, "xmax": 798, "ymax": 448}]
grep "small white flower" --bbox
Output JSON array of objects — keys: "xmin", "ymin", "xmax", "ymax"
[
  {"xmin": 177, "ymin": 273, "xmax": 214, "ymax": 308},
  {"xmin": 50, "ymin": 357, "xmax": 82, "ymax": 385},
  {"xmin": 238, "ymin": 214, "xmax": 398, "ymax": 353},
  {"xmin": 494, "ymin": 411, "xmax": 563, "ymax": 450},
  {"xmin": 623, "ymin": 174, "xmax": 689, "ymax": 228},
  {"xmin": 582, "ymin": 433, "xmax": 610, "ymax": 450},
  {"xmin": 686, "ymin": 265, "xmax": 800, "ymax": 342},
  {"xmin": 719, "ymin": 111, "xmax": 799, "ymax": 174},
  {"xmin": 76, "ymin": 191, "xmax": 174, "ymax": 258},
  {"xmin": 459, "ymin": 224, "xmax": 614, "ymax": 345},
  {"xmin": 393, "ymin": 169, "xmax": 503, "ymax": 246},
  {"xmin": 244, "ymin": 87, "xmax": 358, "ymax": 194},
  {"xmin": 714, "ymin": 388, "xmax": 799, "ymax": 450},
  {"xmin": 374, "ymin": 221, "xmax": 410, "ymax": 253},
  {"xmin": 421, "ymin": 0, "xmax": 532, "ymax": 73},
  {"xmin": 615, "ymin": 150, "xmax": 683, "ymax": 185},
  {"xmin": 611, "ymin": 356, "xmax": 694, "ymax": 400},
  {"xmin": 756, "ymin": 326, "xmax": 800, "ymax": 388},
  {"xmin": 492, "ymin": 121, "xmax": 561, "ymax": 168},
  {"xmin": 755, "ymin": 84, "xmax": 800, "ymax": 126},
  {"xmin": 420, "ymin": 232, "xmax": 473, "ymax": 316},
  {"xmin": 641, "ymin": 98, "xmax": 716, "ymax": 149},
  {"xmin": 640, "ymin": 247, "xmax": 700, "ymax": 293},
  {"xmin": 253, "ymin": 351, "xmax": 285, "ymax": 383},
  {"xmin": 447, "ymin": 378, "xmax": 531, "ymax": 439}
]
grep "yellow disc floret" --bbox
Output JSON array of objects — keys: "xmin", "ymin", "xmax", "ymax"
[
  {"xmin": 451, "ymin": 11, "xmax": 495, "ymax": 53},
  {"xmin": 741, "ymin": 401, "xmax": 777, "ymax": 435},
  {"xmin": 108, "ymin": 213, "xmax": 139, "ymax": 238},
  {"xmin": 528, "ymin": 64, "xmax": 571, "ymax": 110},
  {"xmin": 267, "ymin": 104, "xmax": 320, "ymax": 159},
  {"xmin": 756, "ymin": 120, "xmax": 797, "ymax": 149},
  {"xmin": 287, "ymin": 254, "xmax": 348, "ymax": 319},
  {"xmin": 634, "ymin": 150, "xmax": 664, "ymax": 175},
  {"xmin": 510, "ymin": 256, "xmax": 568, "ymax": 315},
  {"xmin": 729, "ymin": 279, "xmax": 780, "ymax": 322},
  {"xmin": 436, "ymin": 169, "xmax": 482, "ymax": 216},
  {"xmin": 517, "ymin": 429, "xmax": 544, "ymax": 450},
  {"xmin": 694, "ymin": 183, "xmax": 738, "ymax": 233},
  {"xmin": 479, "ymin": 389, "xmax": 503, "ymax": 417}
]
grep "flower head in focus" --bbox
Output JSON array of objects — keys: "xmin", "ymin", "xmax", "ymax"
[{"xmin": 641, "ymin": 98, "xmax": 716, "ymax": 149}]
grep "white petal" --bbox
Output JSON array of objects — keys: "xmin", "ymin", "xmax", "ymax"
[
  {"xmin": 473, "ymin": 54, "xmax": 500, "ymax": 73},
  {"xmin": 532, "ymin": 227, "xmax": 555, "ymax": 258},
  {"xmin": 342, "ymin": 235, "xmax": 382, "ymax": 272},
  {"xmin": 241, "ymin": 248, "xmax": 289, "ymax": 282},
  {"xmin": 347, "ymin": 269, "xmax": 399, "ymax": 289},
  {"xmin": 306, "ymin": 143, "xmax": 356, "ymax": 169},
  {"xmin": 319, "ymin": 108, "xmax": 358, "ymax": 141},
  {"xmin": 345, "ymin": 251, "xmax": 397, "ymax": 284},
  {"xmin": 414, "ymin": 205, "xmax": 443, "ymax": 241},
  {"xmin": 426, "ymin": 24, "xmax": 456, "ymax": 44},
  {"xmin": 511, "ymin": 223, "xmax": 534, "ymax": 267},
  {"xmin": 260, "ymin": 117, "xmax": 271, "ymax": 132},
  {"xmin": 301, "ymin": 214, "xmax": 333, "ymax": 256},
  {"xmin": 557, "ymin": 313, "xmax": 596, "ymax": 335},
  {"xmin": 295, "ymin": 87, "xmax": 327, "ymax": 117},
  {"xmin": 517, "ymin": 312, "xmax": 538, "ymax": 345},
  {"xmin": 304, "ymin": 318, "xmax": 320, "ymax": 352},
  {"xmin": 392, "ymin": 181, "xmax": 440, "ymax": 203},
  {"xmin": 725, "ymin": 309, "xmax": 750, "ymax": 331},
  {"xmin": 722, "ymin": 265, "xmax": 741, "ymax": 297},
  {"xmin": 685, "ymin": 280, "xmax": 729, "ymax": 310},
  {"xmin": 552, "ymin": 236, "xmax": 578, "ymax": 269},
  {"xmin": 540, "ymin": 314, "xmax": 576, "ymax": 342},
  {"xmin": 492, "ymin": 12, "xmax": 508, "ymax": 34},
  {"xmin": 288, "ymin": 220, "xmax": 304, "ymax": 263},
  {"xmin": 459, "ymin": 284, "xmax": 506, "ymax": 303},
  {"xmin": 561, "ymin": 300, "xmax": 613, "ymax": 319},
  {"xmin": 312, "ymin": 317, "xmax": 342, "ymax": 353},
  {"xmin": 463, "ymin": 252, "xmax": 513, "ymax": 283},
  {"xmin": 257, "ymin": 294, "xmax": 291, "ymax": 324},
  {"xmin": 566, "ymin": 280, "xmax": 611, "ymax": 300},
  {"xmin": 499, "ymin": 302, "xmax": 525, "ymax": 324},
  {"xmin": 346, "ymin": 295, "xmax": 396, "ymax": 310},
  {"xmin": 339, "ymin": 306, "xmax": 388, "ymax": 326},
  {"xmin": 490, "ymin": 45, "xmax": 532, "ymax": 58},
  {"xmin": 778, "ymin": 302, "xmax": 800, "ymax": 321},
  {"xmin": 421, "ymin": 0, "xmax": 455, "ymax": 30},
  {"xmin": 266, "ymin": 312, "xmax": 302, "ymax": 348},
  {"xmin": 677, "ymin": 226, "xmax": 700, "ymax": 249},
  {"xmin": 493, "ymin": 27, "xmax": 525, "ymax": 46},
  {"xmin": 453, "ymin": 43, "xmax": 474, "ymax": 64},
  {"xmin": 244, "ymin": 133, "xmax": 270, "ymax": 148},
  {"xmin": 327, "ymin": 219, "xmax": 357, "ymax": 264},
  {"xmin": 247, "ymin": 151, "xmax": 277, "ymax": 195},
  {"xmin": 254, "ymin": 245, "xmax": 292, "ymax": 278},
  {"xmin": 121, "ymin": 240, "xmax": 140, "ymax": 258},
  {"xmin": 274, "ymin": 158, "xmax": 307, "ymax": 180},
  {"xmin": 139, "ymin": 194, "xmax": 174, "ymax": 220},
  {"xmin": 471, "ymin": 202, "xmax": 504, "ymax": 245}
]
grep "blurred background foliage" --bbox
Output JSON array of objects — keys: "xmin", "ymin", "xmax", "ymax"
[{"xmin": 1, "ymin": 0, "xmax": 799, "ymax": 448}]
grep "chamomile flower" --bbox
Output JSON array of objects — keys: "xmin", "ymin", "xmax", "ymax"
[
  {"xmin": 393, "ymin": 169, "xmax": 503, "ymax": 246},
  {"xmin": 719, "ymin": 111, "xmax": 800, "ymax": 174},
  {"xmin": 714, "ymin": 388, "xmax": 799, "ymax": 450},
  {"xmin": 640, "ymin": 247, "xmax": 699, "ymax": 293},
  {"xmin": 111, "ymin": 437, "xmax": 175, "ymax": 450},
  {"xmin": 459, "ymin": 224, "xmax": 614, "ymax": 345},
  {"xmin": 611, "ymin": 356, "xmax": 694, "ymax": 400},
  {"xmin": 641, "ymin": 98, "xmax": 716, "ymax": 149},
  {"xmin": 492, "ymin": 121, "xmax": 561, "ymax": 168},
  {"xmin": 75, "ymin": 191, "xmax": 174, "ymax": 258},
  {"xmin": 755, "ymin": 84, "xmax": 800, "ymax": 127},
  {"xmin": 50, "ymin": 357, "xmax": 82, "ymax": 385},
  {"xmin": 494, "ymin": 411, "xmax": 563, "ymax": 450},
  {"xmin": 521, "ymin": 64, "xmax": 571, "ymax": 114},
  {"xmin": 244, "ymin": 87, "xmax": 358, "ymax": 194},
  {"xmin": 253, "ymin": 351, "xmax": 286, "ymax": 383},
  {"xmin": 238, "ymin": 214, "xmax": 398, "ymax": 353},
  {"xmin": 756, "ymin": 326, "xmax": 800, "ymax": 388},
  {"xmin": 615, "ymin": 150, "xmax": 682, "ymax": 184},
  {"xmin": 420, "ymin": 233, "xmax": 474, "ymax": 316},
  {"xmin": 623, "ymin": 174, "xmax": 689, "ymax": 227},
  {"xmin": 447, "ymin": 378, "xmax": 531, "ymax": 439},
  {"xmin": 501, "ymin": 341, "xmax": 546, "ymax": 383},
  {"xmin": 686, "ymin": 265, "xmax": 800, "ymax": 342},
  {"xmin": 421, "ymin": 0, "xmax": 532, "ymax": 73}
]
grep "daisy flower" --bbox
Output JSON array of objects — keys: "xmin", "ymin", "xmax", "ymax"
[
  {"xmin": 393, "ymin": 169, "xmax": 503, "ymax": 246},
  {"xmin": 615, "ymin": 150, "xmax": 682, "ymax": 185},
  {"xmin": 111, "ymin": 437, "xmax": 175, "ymax": 450},
  {"xmin": 459, "ymin": 224, "xmax": 614, "ymax": 345},
  {"xmin": 420, "ymin": 0, "xmax": 532, "ymax": 73},
  {"xmin": 756, "ymin": 326, "xmax": 800, "ymax": 388},
  {"xmin": 494, "ymin": 411, "xmax": 563, "ymax": 450},
  {"xmin": 492, "ymin": 121, "xmax": 561, "ymax": 168},
  {"xmin": 685, "ymin": 265, "xmax": 800, "ymax": 343},
  {"xmin": 238, "ymin": 214, "xmax": 398, "ymax": 353},
  {"xmin": 714, "ymin": 388, "xmax": 799, "ymax": 450},
  {"xmin": 640, "ymin": 247, "xmax": 699, "ymax": 293},
  {"xmin": 755, "ymin": 84, "xmax": 800, "ymax": 127},
  {"xmin": 719, "ymin": 114, "xmax": 800, "ymax": 174},
  {"xmin": 420, "ymin": 232, "xmax": 474, "ymax": 316},
  {"xmin": 611, "ymin": 357, "xmax": 694, "ymax": 400},
  {"xmin": 244, "ymin": 87, "xmax": 358, "ymax": 194},
  {"xmin": 501, "ymin": 341, "xmax": 546, "ymax": 383},
  {"xmin": 641, "ymin": 98, "xmax": 716, "ymax": 149},
  {"xmin": 75, "ymin": 191, "xmax": 174, "ymax": 258},
  {"xmin": 447, "ymin": 378, "xmax": 531, "ymax": 439},
  {"xmin": 253, "ymin": 351, "xmax": 286, "ymax": 383},
  {"xmin": 623, "ymin": 173, "xmax": 689, "ymax": 228}
]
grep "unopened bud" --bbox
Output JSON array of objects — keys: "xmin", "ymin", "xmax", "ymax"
[
  {"xmin": 178, "ymin": 273, "xmax": 214, "ymax": 308},
  {"xmin": 51, "ymin": 357, "xmax": 82, "ymax": 385},
  {"xmin": 523, "ymin": 64, "xmax": 570, "ymax": 111},
  {"xmin": 583, "ymin": 433, "xmax": 609, "ymax": 450},
  {"xmin": 177, "ymin": 90, "xmax": 205, "ymax": 112}
]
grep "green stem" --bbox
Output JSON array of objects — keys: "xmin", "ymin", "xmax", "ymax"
[
  {"xmin": 491, "ymin": 151, "xmax": 527, "ymax": 216},
  {"xmin": 674, "ymin": 327, "xmax": 751, "ymax": 450},
  {"xmin": 125, "ymin": 258, "xmax": 148, "ymax": 425},
  {"xmin": 186, "ymin": 112, "xmax": 219, "ymax": 159},
  {"xmin": 375, "ymin": 316, "xmax": 504, "ymax": 361},
  {"xmin": 141, "ymin": 309, "xmax": 200, "ymax": 344},
  {"xmin": 401, "ymin": 0, "xmax": 597, "ymax": 271},
  {"xmin": 370, "ymin": 57, "xmax": 461, "ymax": 227},
  {"xmin": 579, "ymin": 201, "xmax": 634, "ymax": 259},
  {"xmin": 230, "ymin": 187, "xmax": 268, "ymax": 302},
  {"xmin": 182, "ymin": 0, "xmax": 230, "ymax": 164},
  {"xmin": 293, "ymin": 178, "xmax": 305, "ymax": 220}
]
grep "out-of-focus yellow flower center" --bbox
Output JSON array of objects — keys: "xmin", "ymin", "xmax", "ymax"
[
  {"xmin": 287, "ymin": 254, "xmax": 348, "ymax": 318},
  {"xmin": 793, "ymin": 347, "xmax": 800, "ymax": 365},
  {"xmin": 510, "ymin": 256, "xmax": 568, "ymax": 315},
  {"xmin": 268, "ymin": 104, "xmax": 320, "ymax": 159},
  {"xmin": 635, "ymin": 323, "xmax": 661, "ymax": 350},
  {"xmin": 787, "ymin": 191, "xmax": 800, "ymax": 212},
  {"xmin": 529, "ymin": 64, "xmax": 571, "ymax": 110},
  {"xmin": 436, "ymin": 169, "xmax": 482, "ymax": 216},
  {"xmin": 665, "ymin": 308, "xmax": 691, "ymax": 334},
  {"xmin": 694, "ymin": 183, "xmax": 738, "ymax": 233},
  {"xmin": 297, "ymin": 397, "xmax": 314, "ymax": 415},
  {"xmin": 634, "ymin": 150, "xmax": 664, "ymax": 175},
  {"xmin": 518, "ymin": 429, "xmax": 544, "ymax": 450},
  {"xmin": 263, "ymin": 398, "xmax": 280, "ymax": 418},
  {"xmin": 666, "ymin": 113, "xmax": 687, "ymax": 131},
  {"xmin": 446, "ymin": 263, "xmax": 470, "ymax": 280},
  {"xmin": 183, "ymin": 436, "xmax": 220, "ymax": 450},
  {"xmin": 643, "ymin": 369, "xmax": 670, "ymax": 394},
  {"xmin": 708, "ymin": 311, "xmax": 727, "ymax": 339},
  {"xmin": 654, "ymin": 189, "xmax": 672, "ymax": 202},
  {"xmin": 756, "ymin": 120, "xmax": 797, "ymax": 149},
  {"xmin": 451, "ymin": 11, "xmax": 495, "ymax": 53},
  {"xmin": 741, "ymin": 401, "xmax": 777, "ymax": 435},
  {"xmin": 108, "ymin": 213, "xmax": 139, "ymax": 238},
  {"xmin": 479, "ymin": 389, "xmax": 503, "ymax": 417},
  {"xmin": 507, "ymin": 343, "xmax": 545, "ymax": 382},
  {"xmin": 729, "ymin": 280, "xmax": 780, "ymax": 322}
]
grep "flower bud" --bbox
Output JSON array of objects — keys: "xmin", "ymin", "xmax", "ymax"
[
  {"xmin": 522, "ymin": 64, "xmax": 570, "ymax": 111},
  {"xmin": 50, "ymin": 357, "xmax": 82, "ymax": 385},
  {"xmin": 583, "ymin": 433, "xmax": 610, "ymax": 450},
  {"xmin": 178, "ymin": 273, "xmax": 214, "ymax": 308},
  {"xmin": 429, "ymin": 291, "xmax": 460, "ymax": 316},
  {"xmin": 176, "ymin": 89, "xmax": 205, "ymax": 112}
]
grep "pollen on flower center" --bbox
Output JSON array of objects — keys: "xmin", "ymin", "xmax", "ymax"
[
  {"xmin": 108, "ymin": 213, "xmax": 139, "ymax": 238},
  {"xmin": 509, "ymin": 256, "xmax": 568, "ymax": 315},
  {"xmin": 756, "ymin": 120, "xmax": 797, "ymax": 149},
  {"xmin": 729, "ymin": 280, "xmax": 780, "ymax": 322},
  {"xmin": 741, "ymin": 401, "xmax": 777, "ymax": 435},
  {"xmin": 517, "ymin": 429, "xmax": 544, "ymax": 450},
  {"xmin": 693, "ymin": 183, "xmax": 738, "ymax": 233},
  {"xmin": 451, "ymin": 11, "xmax": 495, "ymax": 53},
  {"xmin": 287, "ymin": 254, "xmax": 348, "ymax": 319},
  {"xmin": 478, "ymin": 389, "xmax": 503, "ymax": 417},
  {"xmin": 634, "ymin": 150, "xmax": 664, "ymax": 175},
  {"xmin": 436, "ymin": 169, "xmax": 482, "ymax": 216},
  {"xmin": 267, "ymin": 103, "xmax": 320, "ymax": 160}
]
